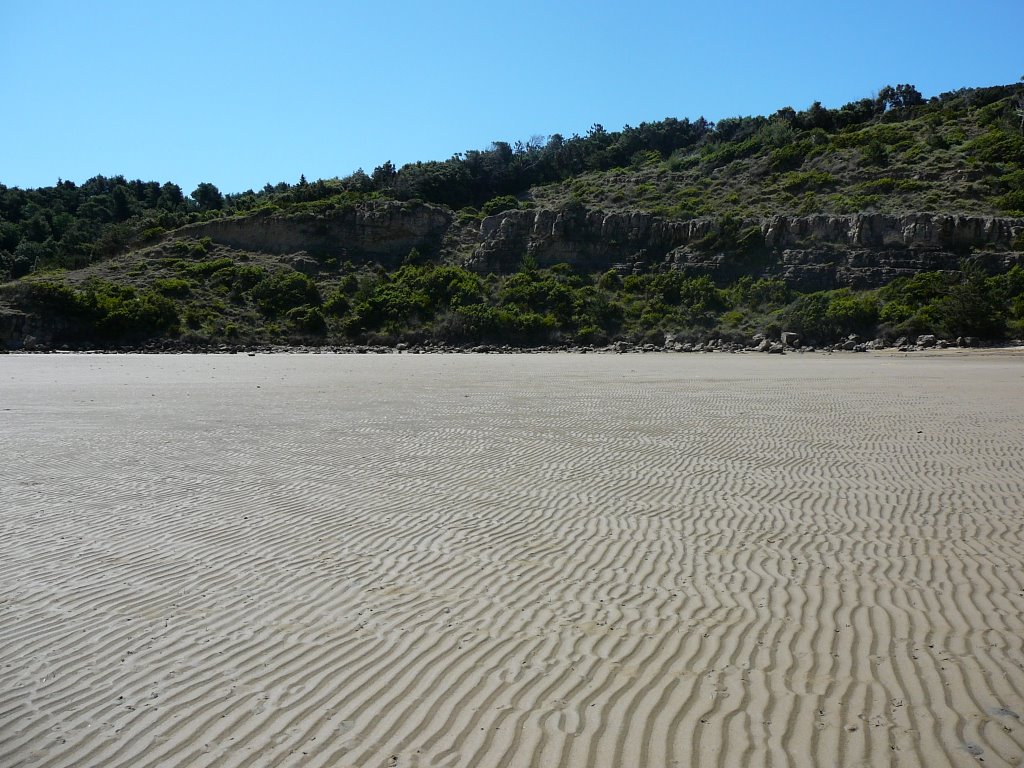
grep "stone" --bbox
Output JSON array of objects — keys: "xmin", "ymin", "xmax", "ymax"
[
  {"xmin": 781, "ymin": 331, "xmax": 800, "ymax": 347},
  {"xmin": 917, "ymin": 334, "xmax": 937, "ymax": 348},
  {"xmin": 768, "ymin": 342, "xmax": 785, "ymax": 354}
]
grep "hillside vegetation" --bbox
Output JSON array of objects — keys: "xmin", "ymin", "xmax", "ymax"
[{"xmin": 2, "ymin": 81, "xmax": 1024, "ymax": 350}]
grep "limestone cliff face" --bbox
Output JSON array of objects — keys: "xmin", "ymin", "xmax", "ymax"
[
  {"xmin": 180, "ymin": 201, "xmax": 452, "ymax": 265},
  {"xmin": 466, "ymin": 209, "xmax": 1024, "ymax": 289}
]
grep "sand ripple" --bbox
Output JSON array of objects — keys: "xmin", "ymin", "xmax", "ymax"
[{"xmin": 1, "ymin": 353, "xmax": 1023, "ymax": 767}]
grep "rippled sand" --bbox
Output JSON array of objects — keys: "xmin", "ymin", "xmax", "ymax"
[{"xmin": 2, "ymin": 352, "xmax": 1023, "ymax": 768}]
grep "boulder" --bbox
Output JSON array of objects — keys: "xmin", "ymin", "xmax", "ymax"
[
  {"xmin": 917, "ymin": 334, "xmax": 937, "ymax": 348},
  {"xmin": 781, "ymin": 331, "xmax": 800, "ymax": 348}
]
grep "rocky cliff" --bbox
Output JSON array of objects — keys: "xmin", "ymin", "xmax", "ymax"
[
  {"xmin": 180, "ymin": 201, "xmax": 453, "ymax": 266},
  {"xmin": 176, "ymin": 202, "xmax": 1023, "ymax": 290},
  {"xmin": 467, "ymin": 209, "xmax": 1024, "ymax": 290}
]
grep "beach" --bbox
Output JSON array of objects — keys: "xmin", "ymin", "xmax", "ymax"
[{"xmin": 1, "ymin": 351, "xmax": 1023, "ymax": 767}]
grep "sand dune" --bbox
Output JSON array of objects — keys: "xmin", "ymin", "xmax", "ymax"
[{"xmin": 1, "ymin": 352, "xmax": 1023, "ymax": 767}]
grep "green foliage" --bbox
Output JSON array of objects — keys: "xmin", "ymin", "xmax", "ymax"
[
  {"xmin": 877, "ymin": 263, "xmax": 1007, "ymax": 338},
  {"xmin": 480, "ymin": 195, "xmax": 521, "ymax": 216},
  {"xmin": 24, "ymin": 278, "xmax": 178, "ymax": 342},
  {"xmin": 191, "ymin": 182, "xmax": 224, "ymax": 211},
  {"xmin": 597, "ymin": 269, "xmax": 622, "ymax": 290},
  {"xmin": 855, "ymin": 178, "xmax": 927, "ymax": 194},
  {"xmin": 780, "ymin": 171, "xmax": 835, "ymax": 191},
  {"xmin": 780, "ymin": 289, "xmax": 879, "ymax": 341},
  {"xmin": 154, "ymin": 277, "xmax": 192, "ymax": 296},
  {"xmin": 447, "ymin": 304, "xmax": 556, "ymax": 344},
  {"xmin": 768, "ymin": 141, "xmax": 812, "ymax": 171},
  {"xmin": 173, "ymin": 237, "xmax": 213, "ymax": 257},
  {"xmin": 861, "ymin": 140, "xmax": 889, "ymax": 167},
  {"xmin": 323, "ymin": 289, "xmax": 350, "ymax": 317},
  {"xmin": 85, "ymin": 281, "xmax": 179, "ymax": 340},
  {"xmin": 965, "ymin": 129, "xmax": 1024, "ymax": 164},
  {"xmin": 285, "ymin": 305, "xmax": 327, "ymax": 335},
  {"xmin": 249, "ymin": 270, "xmax": 321, "ymax": 316},
  {"xmin": 179, "ymin": 256, "xmax": 233, "ymax": 277},
  {"xmin": 996, "ymin": 189, "xmax": 1024, "ymax": 214},
  {"xmin": 728, "ymin": 276, "xmax": 790, "ymax": 308},
  {"xmin": 693, "ymin": 216, "xmax": 763, "ymax": 256}
]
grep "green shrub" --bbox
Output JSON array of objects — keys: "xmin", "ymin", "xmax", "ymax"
[
  {"xmin": 141, "ymin": 226, "xmax": 167, "ymax": 241},
  {"xmin": 728, "ymin": 276, "xmax": 790, "ymax": 308},
  {"xmin": 323, "ymin": 289, "xmax": 350, "ymax": 317},
  {"xmin": 154, "ymin": 277, "xmax": 192, "ymax": 296},
  {"xmin": 769, "ymin": 141, "xmax": 812, "ymax": 171},
  {"xmin": 481, "ymin": 195, "xmax": 521, "ymax": 216},
  {"xmin": 996, "ymin": 189, "xmax": 1024, "ymax": 214},
  {"xmin": 286, "ymin": 305, "xmax": 327, "ymax": 335},
  {"xmin": 180, "ymin": 257, "xmax": 234, "ymax": 277},
  {"xmin": 780, "ymin": 171, "xmax": 835, "ymax": 191},
  {"xmin": 173, "ymin": 237, "xmax": 213, "ymax": 257},
  {"xmin": 249, "ymin": 270, "xmax": 321, "ymax": 316}
]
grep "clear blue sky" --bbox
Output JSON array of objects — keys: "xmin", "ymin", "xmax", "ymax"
[{"xmin": 2, "ymin": 0, "xmax": 1021, "ymax": 196}]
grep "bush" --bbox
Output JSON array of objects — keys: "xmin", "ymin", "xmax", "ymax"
[
  {"xmin": 779, "ymin": 289, "xmax": 877, "ymax": 342},
  {"xmin": 180, "ymin": 257, "xmax": 234, "ymax": 277},
  {"xmin": 728, "ymin": 276, "xmax": 790, "ymax": 308},
  {"xmin": 780, "ymin": 171, "xmax": 835, "ymax": 191},
  {"xmin": 249, "ymin": 270, "xmax": 320, "ymax": 316},
  {"xmin": 87, "ymin": 282, "xmax": 179, "ymax": 340},
  {"xmin": 481, "ymin": 195, "xmax": 521, "ymax": 217},
  {"xmin": 286, "ymin": 305, "xmax": 327, "ymax": 335},
  {"xmin": 154, "ymin": 277, "xmax": 191, "ymax": 296},
  {"xmin": 173, "ymin": 237, "xmax": 213, "ymax": 257}
]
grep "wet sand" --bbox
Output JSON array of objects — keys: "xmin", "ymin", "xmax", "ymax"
[{"xmin": 1, "ymin": 352, "xmax": 1023, "ymax": 767}]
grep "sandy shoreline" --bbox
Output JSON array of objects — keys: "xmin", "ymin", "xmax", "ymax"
[{"xmin": 2, "ymin": 353, "xmax": 1023, "ymax": 767}]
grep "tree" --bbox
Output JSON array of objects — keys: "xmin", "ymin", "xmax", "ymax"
[
  {"xmin": 877, "ymin": 84, "xmax": 924, "ymax": 113},
  {"xmin": 158, "ymin": 182, "xmax": 186, "ymax": 211},
  {"xmin": 191, "ymin": 182, "xmax": 223, "ymax": 211},
  {"xmin": 372, "ymin": 161, "xmax": 397, "ymax": 189}
]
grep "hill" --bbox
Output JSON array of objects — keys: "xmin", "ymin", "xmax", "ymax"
[{"xmin": 2, "ymin": 81, "xmax": 1024, "ymax": 351}]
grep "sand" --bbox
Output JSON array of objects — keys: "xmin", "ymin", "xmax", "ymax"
[{"xmin": 1, "ymin": 351, "xmax": 1023, "ymax": 768}]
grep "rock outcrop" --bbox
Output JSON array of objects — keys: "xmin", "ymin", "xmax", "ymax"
[
  {"xmin": 179, "ymin": 201, "xmax": 453, "ymax": 266},
  {"xmin": 466, "ymin": 209, "xmax": 1024, "ymax": 289},
  {"xmin": 161, "ymin": 202, "xmax": 1024, "ymax": 290}
]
